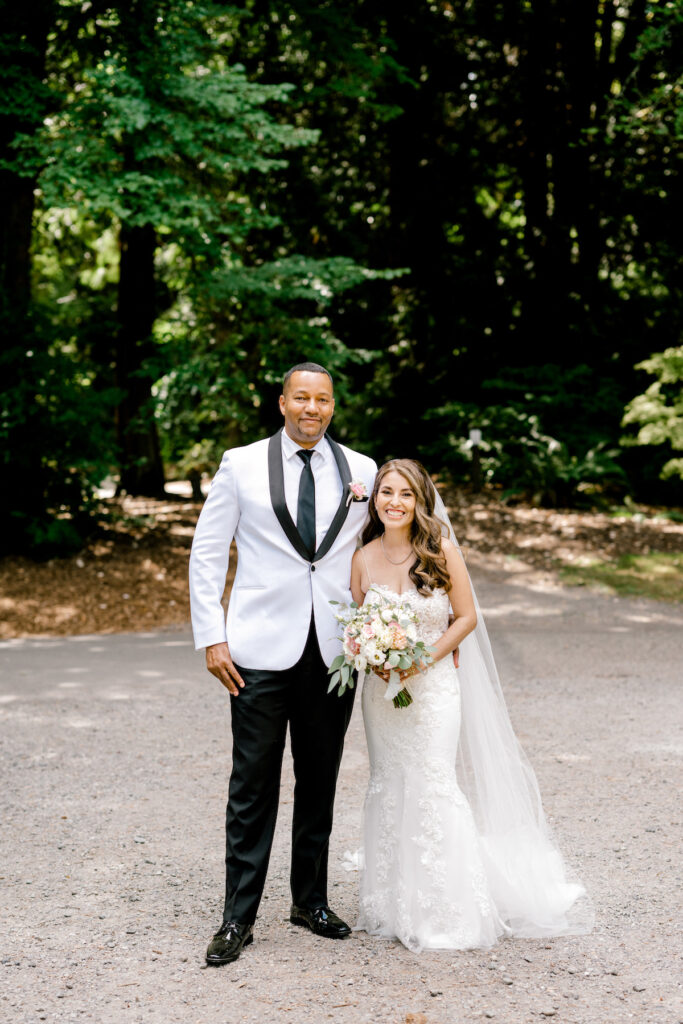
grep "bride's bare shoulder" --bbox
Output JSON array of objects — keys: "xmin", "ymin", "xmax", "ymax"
[
  {"xmin": 359, "ymin": 538, "xmax": 383, "ymax": 565},
  {"xmin": 361, "ymin": 537, "xmax": 382, "ymax": 554},
  {"xmin": 441, "ymin": 536, "xmax": 469, "ymax": 581}
]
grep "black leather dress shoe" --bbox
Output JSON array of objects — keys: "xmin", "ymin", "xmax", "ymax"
[
  {"xmin": 290, "ymin": 904, "xmax": 351, "ymax": 939},
  {"xmin": 205, "ymin": 921, "xmax": 253, "ymax": 966}
]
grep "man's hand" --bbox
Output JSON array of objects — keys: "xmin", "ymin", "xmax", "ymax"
[{"xmin": 206, "ymin": 642, "xmax": 245, "ymax": 696}]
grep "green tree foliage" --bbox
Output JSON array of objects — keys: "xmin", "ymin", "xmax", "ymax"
[
  {"xmin": 0, "ymin": 333, "xmax": 120, "ymax": 555},
  {"xmin": 36, "ymin": 1, "xmax": 396, "ymax": 491},
  {"xmin": 154, "ymin": 255, "xmax": 403, "ymax": 474},
  {"xmin": 229, "ymin": 0, "xmax": 682, "ymax": 503},
  {"xmin": 423, "ymin": 364, "xmax": 628, "ymax": 507},
  {"xmin": 1, "ymin": 0, "xmax": 682, "ymax": 558},
  {"xmin": 2, "ymin": 0, "xmax": 395, "ymax": 552},
  {"xmin": 0, "ymin": 0, "xmax": 77, "ymax": 556},
  {"xmin": 623, "ymin": 346, "xmax": 683, "ymax": 481},
  {"xmin": 34, "ymin": 0, "xmax": 324, "ymax": 495}
]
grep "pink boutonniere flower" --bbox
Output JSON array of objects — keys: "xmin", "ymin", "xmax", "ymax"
[{"xmin": 346, "ymin": 480, "xmax": 368, "ymax": 506}]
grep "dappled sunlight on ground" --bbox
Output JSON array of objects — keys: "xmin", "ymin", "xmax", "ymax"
[
  {"xmin": 0, "ymin": 489, "xmax": 681, "ymax": 639},
  {"xmin": 0, "ymin": 495, "xmax": 214, "ymax": 639},
  {"xmin": 443, "ymin": 487, "xmax": 683, "ymax": 601},
  {"xmin": 560, "ymin": 552, "xmax": 683, "ymax": 602}
]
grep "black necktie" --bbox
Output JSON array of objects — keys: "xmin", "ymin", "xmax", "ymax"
[{"xmin": 296, "ymin": 449, "xmax": 316, "ymax": 557}]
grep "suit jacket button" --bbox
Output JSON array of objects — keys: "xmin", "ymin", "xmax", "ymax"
[{"xmin": 311, "ymin": 564, "xmax": 316, "ymax": 571}]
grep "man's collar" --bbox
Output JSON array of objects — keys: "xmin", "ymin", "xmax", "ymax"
[{"xmin": 281, "ymin": 428, "xmax": 329, "ymax": 461}]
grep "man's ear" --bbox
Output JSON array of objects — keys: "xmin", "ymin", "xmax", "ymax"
[{"xmin": 278, "ymin": 394, "xmax": 286, "ymax": 416}]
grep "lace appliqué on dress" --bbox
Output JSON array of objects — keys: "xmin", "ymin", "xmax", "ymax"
[{"xmin": 356, "ymin": 585, "xmax": 505, "ymax": 952}]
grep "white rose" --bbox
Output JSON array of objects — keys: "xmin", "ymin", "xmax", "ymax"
[
  {"xmin": 363, "ymin": 640, "xmax": 380, "ymax": 661},
  {"xmin": 354, "ymin": 654, "xmax": 367, "ymax": 673}
]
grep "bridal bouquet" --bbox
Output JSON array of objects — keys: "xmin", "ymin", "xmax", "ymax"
[{"xmin": 328, "ymin": 592, "xmax": 435, "ymax": 708}]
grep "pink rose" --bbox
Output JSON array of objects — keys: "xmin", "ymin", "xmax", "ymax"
[
  {"xmin": 388, "ymin": 625, "xmax": 408, "ymax": 650},
  {"xmin": 346, "ymin": 480, "xmax": 368, "ymax": 505}
]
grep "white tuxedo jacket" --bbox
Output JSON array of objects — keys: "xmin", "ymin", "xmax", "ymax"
[{"xmin": 189, "ymin": 429, "xmax": 377, "ymax": 669}]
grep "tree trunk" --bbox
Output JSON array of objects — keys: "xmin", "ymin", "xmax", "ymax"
[
  {"xmin": 0, "ymin": 176, "xmax": 35, "ymax": 320},
  {"xmin": 0, "ymin": 1, "xmax": 50, "ymax": 316},
  {"xmin": 116, "ymin": 222, "xmax": 166, "ymax": 496},
  {"xmin": 188, "ymin": 469, "xmax": 204, "ymax": 502},
  {"xmin": 0, "ymin": 2, "xmax": 52, "ymax": 552}
]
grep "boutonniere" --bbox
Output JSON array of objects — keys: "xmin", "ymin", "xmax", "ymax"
[{"xmin": 346, "ymin": 480, "xmax": 369, "ymax": 506}]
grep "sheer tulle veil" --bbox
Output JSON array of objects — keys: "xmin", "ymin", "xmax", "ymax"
[{"xmin": 431, "ymin": 487, "xmax": 594, "ymax": 937}]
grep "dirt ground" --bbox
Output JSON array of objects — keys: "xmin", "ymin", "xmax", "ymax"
[
  {"xmin": 1, "ymin": 571, "xmax": 682, "ymax": 1024},
  {"xmin": 1, "ymin": 486, "xmax": 682, "ymax": 640}
]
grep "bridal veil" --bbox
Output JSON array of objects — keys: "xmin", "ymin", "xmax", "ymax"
[{"xmin": 431, "ymin": 487, "xmax": 593, "ymax": 938}]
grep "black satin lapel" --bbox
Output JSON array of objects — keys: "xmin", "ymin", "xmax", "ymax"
[
  {"xmin": 313, "ymin": 435, "xmax": 352, "ymax": 562},
  {"xmin": 267, "ymin": 430, "xmax": 312, "ymax": 562}
]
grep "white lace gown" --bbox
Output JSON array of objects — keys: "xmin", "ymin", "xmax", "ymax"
[{"xmin": 356, "ymin": 584, "xmax": 508, "ymax": 952}]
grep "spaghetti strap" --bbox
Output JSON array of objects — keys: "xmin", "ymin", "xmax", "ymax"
[{"xmin": 359, "ymin": 546, "xmax": 373, "ymax": 585}]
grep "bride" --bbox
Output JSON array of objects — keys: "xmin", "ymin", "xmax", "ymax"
[{"xmin": 349, "ymin": 459, "xmax": 590, "ymax": 952}]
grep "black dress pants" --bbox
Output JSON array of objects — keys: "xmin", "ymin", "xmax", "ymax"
[{"xmin": 222, "ymin": 618, "xmax": 356, "ymax": 925}]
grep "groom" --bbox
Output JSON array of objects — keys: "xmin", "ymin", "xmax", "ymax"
[{"xmin": 189, "ymin": 362, "xmax": 377, "ymax": 966}]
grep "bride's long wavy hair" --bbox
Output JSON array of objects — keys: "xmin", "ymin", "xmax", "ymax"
[{"xmin": 362, "ymin": 459, "xmax": 452, "ymax": 595}]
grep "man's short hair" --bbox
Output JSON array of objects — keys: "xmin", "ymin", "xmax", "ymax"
[{"xmin": 283, "ymin": 362, "xmax": 334, "ymax": 393}]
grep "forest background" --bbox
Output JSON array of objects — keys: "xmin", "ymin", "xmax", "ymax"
[{"xmin": 1, "ymin": 0, "xmax": 682, "ymax": 559}]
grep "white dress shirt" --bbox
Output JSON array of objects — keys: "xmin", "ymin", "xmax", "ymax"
[{"xmin": 281, "ymin": 429, "xmax": 343, "ymax": 550}]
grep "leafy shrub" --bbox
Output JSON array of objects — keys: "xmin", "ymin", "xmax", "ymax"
[
  {"xmin": 622, "ymin": 346, "xmax": 683, "ymax": 482},
  {"xmin": 423, "ymin": 400, "xmax": 626, "ymax": 507},
  {"xmin": 0, "ymin": 326, "xmax": 120, "ymax": 557}
]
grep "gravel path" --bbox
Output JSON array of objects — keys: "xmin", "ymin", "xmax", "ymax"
[{"xmin": 1, "ymin": 571, "xmax": 682, "ymax": 1024}]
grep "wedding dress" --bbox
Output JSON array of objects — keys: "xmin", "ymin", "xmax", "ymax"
[{"xmin": 355, "ymin": 580, "xmax": 588, "ymax": 953}]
